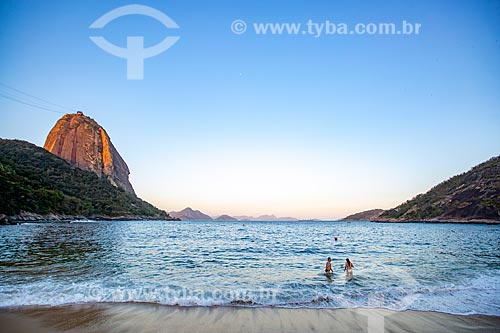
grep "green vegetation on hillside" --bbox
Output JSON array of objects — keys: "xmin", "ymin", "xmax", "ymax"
[
  {"xmin": 343, "ymin": 209, "xmax": 385, "ymax": 221},
  {"xmin": 379, "ymin": 156, "xmax": 500, "ymax": 221},
  {"xmin": 0, "ymin": 139, "xmax": 170, "ymax": 219}
]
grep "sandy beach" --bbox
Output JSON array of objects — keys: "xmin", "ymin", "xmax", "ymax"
[{"xmin": 0, "ymin": 303, "xmax": 499, "ymax": 333}]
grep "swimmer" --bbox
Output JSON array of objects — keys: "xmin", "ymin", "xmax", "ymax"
[
  {"xmin": 325, "ymin": 257, "xmax": 333, "ymax": 276},
  {"xmin": 344, "ymin": 258, "xmax": 354, "ymax": 275}
]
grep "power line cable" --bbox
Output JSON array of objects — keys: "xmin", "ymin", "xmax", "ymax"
[
  {"xmin": 0, "ymin": 92, "xmax": 66, "ymax": 114},
  {"xmin": 0, "ymin": 82, "xmax": 77, "ymax": 114}
]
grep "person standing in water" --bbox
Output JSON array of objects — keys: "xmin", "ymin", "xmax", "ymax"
[
  {"xmin": 344, "ymin": 258, "xmax": 354, "ymax": 275},
  {"xmin": 325, "ymin": 257, "xmax": 333, "ymax": 276}
]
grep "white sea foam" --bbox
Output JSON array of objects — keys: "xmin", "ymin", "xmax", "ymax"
[{"xmin": 1, "ymin": 273, "xmax": 499, "ymax": 315}]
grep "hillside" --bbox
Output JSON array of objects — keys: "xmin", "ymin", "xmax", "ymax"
[
  {"xmin": 376, "ymin": 156, "xmax": 500, "ymax": 223},
  {"xmin": 0, "ymin": 139, "xmax": 174, "ymax": 223},
  {"xmin": 343, "ymin": 209, "xmax": 385, "ymax": 221}
]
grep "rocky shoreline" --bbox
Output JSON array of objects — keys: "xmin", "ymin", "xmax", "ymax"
[
  {"xmin": 373, "ymin": 217, "xmax": 500, "ymax": 224},
  {"xmin": 0, "ymin": 212, "xmax": 180, "ymax": 225}
]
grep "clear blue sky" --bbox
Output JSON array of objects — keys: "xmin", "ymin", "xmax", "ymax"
[{"xmin": 1, "ymin": 0, "xmax": 499, "ymax": 219}]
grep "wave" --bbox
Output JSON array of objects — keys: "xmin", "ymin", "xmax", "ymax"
[{"xmin": 1, "ymin": 273, "xmax": 499, "ymax": 316}]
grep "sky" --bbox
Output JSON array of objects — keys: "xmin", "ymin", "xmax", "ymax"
[{"xmin": 0, "ymin": 0, "xmax": 499, "ymax": 219}]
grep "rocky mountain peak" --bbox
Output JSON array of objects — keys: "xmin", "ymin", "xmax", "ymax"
[{"xmin": 43, "ymin": 112, "xmax": 135, "ymax": 194}]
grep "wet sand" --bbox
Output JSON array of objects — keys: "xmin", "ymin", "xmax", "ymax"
[{"xmin": 0, "ymin": 303, "xmax": 499, "ymax": 333}]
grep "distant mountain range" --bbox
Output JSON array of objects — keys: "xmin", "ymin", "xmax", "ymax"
[
  {"xmin": 235, "ymin": 214, "xmax": 299, "ymax": 221},
  {"xmin": 169, "ymin": 209, "xmax": 300, "ymax": 221},
  {"xmin": 344, "ymin": 155, "xmax": 500, "ymax": 223}
]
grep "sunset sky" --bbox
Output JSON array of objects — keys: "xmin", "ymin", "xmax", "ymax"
[{"xmin": 1, "ymin": 0, "xmax": 499, "ymax": 219}]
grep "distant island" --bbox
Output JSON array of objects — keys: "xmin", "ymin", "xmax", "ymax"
[
  {"xmin": 170, "ymin": 207, "xmax": 213, "ymax": 220},
  {"xmin": 236, "ymin": 214, "xmax": 299, "ymax": 222},
  {"xmin": 214, "ymin": 214, "xmax": 238, "ymax": 221},
  {"xmin": 344, "ymin": 155, "xmax": 500, "ymax": 223}
]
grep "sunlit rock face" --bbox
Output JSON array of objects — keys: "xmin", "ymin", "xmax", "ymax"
[{"xmin": 44, "ymin": 112, "xmax": 135, "ymax": 195}]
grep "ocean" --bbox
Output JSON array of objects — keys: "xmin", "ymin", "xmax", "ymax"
[{"xmin": 0, "ymin": 220, "xmax": 499, "ymax": 315}]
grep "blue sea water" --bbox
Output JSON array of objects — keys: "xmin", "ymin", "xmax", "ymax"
[{"xmin": 0, "ymin": 221, "xmax": 499, "ymax": 315}]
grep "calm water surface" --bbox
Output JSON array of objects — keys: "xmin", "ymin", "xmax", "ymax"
[{"xmin": 0, "ymin": 221, "xmax": 499, "ymax": 315}]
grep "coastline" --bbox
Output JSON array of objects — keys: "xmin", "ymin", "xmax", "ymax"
[
  {"xmin": 371, "ymin": 218, "xmax": 500, "ymax": 225},
  {"xmin": 1, "ymin": 303, "xmax": 499, "ymax": 333},
  {"xmin": 0, "ymin": 213, "xmax": 180, "ymax": 225},
  {"xmin": 3, "ymin": 216, "xmax": 499, "ymax": 225}
]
